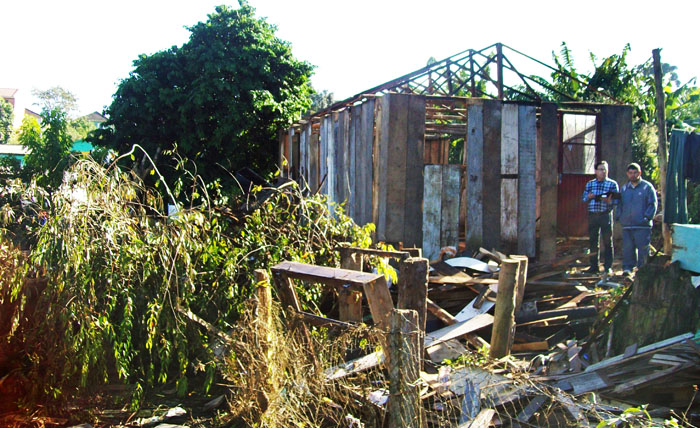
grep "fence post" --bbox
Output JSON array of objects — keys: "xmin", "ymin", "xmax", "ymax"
[
  {"xmin": 339, "ymin": 247, "xmax": 363, "ymax": 322},
  {"xmin": 490, "ymin": 259, "xmax": 520, "ymax": 358},
  {"xmin": 398, "ymin": 257, "xmax": 429, "ymax": 367},
  {"xmin": 388, "ymin": 309, "xmax": 423, "ymax": 428}
]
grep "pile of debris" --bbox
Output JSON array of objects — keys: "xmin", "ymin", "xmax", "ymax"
[{"xmin": 263, "ymin": 242, "xmax": 700, "ymax": 427}]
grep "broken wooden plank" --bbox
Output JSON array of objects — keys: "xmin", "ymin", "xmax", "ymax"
[
  {"xmin": 363, "ymin": 276, "xmax": 394, "ymax": 331},
  {"xmin": 585, "ymin": 332, "xmax": 694, "ymax": 372},
  {"xmin": 611, "ymin": 362, "xmax": 695, "ymax": 395},
  {"xmin": 271, "ymin": 261, "xmax": 382, "ymax": 291},
  {"xmin": 554, "ymin": 390, "xmax": 590, "ymax": 427},
  {"xmin": 325, "ymin": 350, "xmax": 385, "ymax": 380},
  {"xmin": 426, "ymin": 339, "xmax": 468, "ymax": 363},
  {"xmin": 515, "ymin": 396, "xmax": 547, "ymax": 423},
  {"xmin": 425, "ymin": 313, "xmax": 494, "ymax": 348},
  {"xmin": 458, "ymin": 408, "xmax": 495, "ymax": 428},
  {"xmin": 515, "ymin": 306, "xmax": 598, "ymax": 324},
  {"xmin": 455, "ymin": 298, "xmax": 495, "ymax": 323},
  {"xmin": 566, "ymin": 371, "xmax": 611, "ymax": 395},
  {"xmin": 426, "ymin": 298, "xmax": 457, "ymax": 325},
  {"xmin": 511, "ymin": 341, "xmax": 549, "ymax": 352}
]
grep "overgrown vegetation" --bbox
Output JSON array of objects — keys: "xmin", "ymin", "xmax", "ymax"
[{"xmin": 0, "ymin": 156, "xmax": 372, "ymax": 410}]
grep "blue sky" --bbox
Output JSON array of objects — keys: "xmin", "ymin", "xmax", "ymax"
[{"xmin": 2, "ymin": 0, "xmax": 698, "ymax": 116}]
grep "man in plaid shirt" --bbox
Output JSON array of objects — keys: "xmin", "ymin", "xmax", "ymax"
[{"xmin": 582, "ymin": 161, "xmax": 619, "ymax": 274}]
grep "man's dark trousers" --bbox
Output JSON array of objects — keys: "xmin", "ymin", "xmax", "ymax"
[{"xmin": 588, "ymin": 211, "xmax": 613, "ymax": 271}]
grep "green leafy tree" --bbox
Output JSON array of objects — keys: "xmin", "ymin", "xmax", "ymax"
[
  {"xmin": 67, "ymin": 116, "xmax": 96, "ymax": 141},
  {"xmin": 20, "ymin": 108, "xmax": 73, "ymax": 189},
  {"xmin": 32, "ymin": 86, "xmax": 78, "ymax": 116},
  {"xmin": 0, "ymin": 98, "xmax": 13, "ymax": 144},
  {"xmin": 91, "ymin": 2, "xmax": 313, "ymax": 191}
]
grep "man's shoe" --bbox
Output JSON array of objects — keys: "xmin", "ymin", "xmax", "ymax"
[
  {"xmin": 622, "ymin": 270, "xmax": 632, "ymax": 278},
  {"xmin": 582, "ymin": 266, "xmax": 599, "ymax": 274}
]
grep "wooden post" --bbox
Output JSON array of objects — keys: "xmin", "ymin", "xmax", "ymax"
[
  {"xmin": 496, "ymin": 43, "xmax": 504, "ymax": 100},
  {"xmin": 254, "ymin": 270, "xmax": 272, "ymax": 329},
  {"xmin": 469, "ymin": 50, "xmax": 477, "ymax": 97},
  {"xmin": 490, "ymin": 259, "xmax": 519, "ymax": 359},
  {"xmin": 398, "ymin": 257, "xmax": 429, "ymax": 365},
  {"xmin": 388, "ymin": 309, "xmax": 422, "ymax": 428},
  {"xmin": 339, "ymin": 247, "xmax": 363, "ymax": 322},
  {"xmin": 652, "ymin": 48, "xmax": 672, "ymax": 255},
  {"xmin": 254, "ymin": 269, "xmax": 273, "ymax": 386},
  {"xmin": 510, "ymin": 255, "xmax": 529, "ymax": 313}
]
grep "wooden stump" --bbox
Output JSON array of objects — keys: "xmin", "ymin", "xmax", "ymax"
[
  {"xmin": 490, "ymin": 259, "xmax": 520, "ymax": 359},
  {"xmin": 611, "ymin": 257, "xmax": 700, "ymax": 354}
]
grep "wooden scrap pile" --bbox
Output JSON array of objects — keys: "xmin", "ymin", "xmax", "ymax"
[{"xmin": 264, "ymin": 243, "xmax": 699, "ymax": 427}]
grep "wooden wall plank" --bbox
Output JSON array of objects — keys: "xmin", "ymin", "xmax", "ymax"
[
  {"xmin": 374, "ymin": 96, "xmax": 390, "ymax": 241},
  {"xmin": 327, "ymin": 114, "xmax": 336, "ymax": 206},
  {"xmin": 291, "ymin": 128, "xmax": 299, "ymax": 180},
  {"xmin": 482, "ymin": 99, "xmax": 502, "ymax": 250},
  {"xmin": 518, "ymin": 105, "xmax": 537, "ymax": 257},
  {"xmin": 501, "ymin": 179, "xmax": 518, "ymax": 252},
  {"xmin": 440, "ymin": 165, "xmax": 461, "ymax": 252},
  {"xmin": 336, "ymin": 109, "xmax": 350, "ymax": 207},
  {"xmin": 422, "ymin": 165, "xmax": 442, "ymax": 261},
  {"xmin": 358, "ymin": 99, "xmax": 375, "ymax": 226},
  {"xmin": 349, "ymin": 106, "xmax": 360, "ymax": 221},
  {"xmin": 466, "ymin": 102, "xmax": 484, "ymax": 251},
  {"xmin": 501, "ymin": 104, "xmax": 519, "ymax": 174},
  {"xmin": 539, "ymin": 103, "xmax": 559, "ymax": 262},
  {"xmin": 600, "ymin": 105, "xmax": 634, "ymax": 193},
  {"xmin": 385, "ymin": 94, "xmax": 409, "ymax": 244},
  {"xmin": 301, "ymin": 125, "xmax": 308, "ymax": 185},
  {"xmin": 320, "ymin": 116, "xmax": 330, "ymax": 196},
  {"xmin": 309, "ymin": 129, "xmax": 319, "ymax": 193},
  {"xmin": 404, "ymin": 95, "xmax": 425, "ymax": 247},
  {"xmin": 333, "ymin": 111, "xmax": 344, "ymax": 206},
  {"xmin": 600, "ymin": 105, "xmax": 634, "ymax": 246},
  {"xmin": 500, "ymin": 104, "xmax": 519, "ymax": 252}
]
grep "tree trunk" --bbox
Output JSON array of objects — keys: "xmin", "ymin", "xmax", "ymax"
[{"xmin": 611, "ymin": 257, "xmax": 700, "ymax": 354}]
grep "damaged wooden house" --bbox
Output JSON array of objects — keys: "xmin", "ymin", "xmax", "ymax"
[{"xmin": 278, "ymin": 43, "xmax": 634, "ymax": 262}]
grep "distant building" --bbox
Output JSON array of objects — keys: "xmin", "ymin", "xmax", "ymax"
[
  {"xmin": 0, "ymin": 88, "xmax": 31, "ymax": 130},
  {"xmin": 82, "ymin": 111, "xmax": 107, "ymax": 128}
]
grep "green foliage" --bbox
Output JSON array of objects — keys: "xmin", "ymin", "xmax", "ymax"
[
  {"xmin": 0, "ymin": 97, "xmax": 13, "ymax": 144},
  {"xmin": 22, "ymin": 108, "xmax": 73, "ymax": 189},
  {"xmin": 543, "ymin": 42, "xmax": 700, "ymax": 185},
  {"xmin": 5, "ymin": 157, "xmax": 371, "ymax": 406},
  {"xmin": 67, "ymin": 117, "xmax": 96, "ymax": 142},
  {"xmin": 595, "ymin": 404, "xmax": 681, "ymax": 427},
  {"xmin": 91, "ymin": 2, "xmax": 313, "ymax": 192}
]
